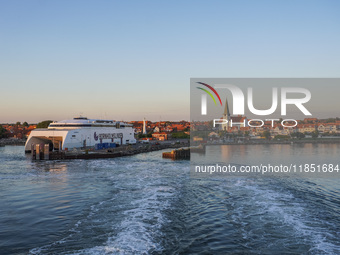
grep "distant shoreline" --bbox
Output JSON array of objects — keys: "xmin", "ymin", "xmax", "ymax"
[
  {"xmin": 204, "ymin": 138, "xmax": 340, "ymax": 146},
  {"xmin": 3, "ymin": 137, "xmax": 340, "ymax": 148}
]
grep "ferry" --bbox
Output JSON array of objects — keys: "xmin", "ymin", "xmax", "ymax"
[{"xmin": 24, "ymin": 117, "xmax": 136, "ymax": 153}]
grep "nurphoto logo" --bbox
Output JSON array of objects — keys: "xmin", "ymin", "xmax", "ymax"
[{"xmin": 196, "ymin": 81, "xmax": 312, "ymax": 128}]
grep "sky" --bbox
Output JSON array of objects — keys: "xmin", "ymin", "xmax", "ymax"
[{"xmin": 1, "ymin": 0, "xmax": 340, "ymax": 123}]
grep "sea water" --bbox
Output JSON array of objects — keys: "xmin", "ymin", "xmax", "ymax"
[{"xmin": 0, "ymin": 145, "xmax": 339, "ymax": 254}]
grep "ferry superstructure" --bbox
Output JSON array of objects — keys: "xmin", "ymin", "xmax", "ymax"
[{"xmin": 24, "ymin": 117, "xmax": 136, "ymax": 152}]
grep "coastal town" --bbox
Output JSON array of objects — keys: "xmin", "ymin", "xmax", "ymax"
[
  {"xmin": 0, "ymin": 120, "xmax": 190, "ymax": 146},
  {"xmin": 1, "ymin": 118, "xmax": 340, "ymax": 145},
  {"xmin": 192, "ymin": 117, "xmax": 340, "ymax": 142}
]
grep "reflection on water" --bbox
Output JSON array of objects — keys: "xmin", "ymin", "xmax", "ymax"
[
  {"xmin": 0, "ymin": 145, "xmax": 339, "ymax": 254},
  {"xmin": 194, "ymin": 143, "xmax": 340, "ymax": 166}
]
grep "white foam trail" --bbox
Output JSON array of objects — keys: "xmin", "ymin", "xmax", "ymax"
[
  {"xmin": 29, "ymin": 157, "xmax": 184, "ymax": 255},
  {"xmin": 239, "ymin": 179, "xmax": 340, "ymax": 254}
]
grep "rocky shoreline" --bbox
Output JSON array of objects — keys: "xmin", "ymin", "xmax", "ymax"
[{"xmin": 0, "ymin": 138, "xmax": 27, "ymax": 146}]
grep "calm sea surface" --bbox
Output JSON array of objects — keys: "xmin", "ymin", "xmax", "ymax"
[{"xmin": 0, "ymin": 144, "xmax": 339, "ymax": 254}]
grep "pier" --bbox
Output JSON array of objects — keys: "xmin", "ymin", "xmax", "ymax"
[
  {"xmin": 162, "ymin": 144, "xmax": 206, "ymax": 160},
  {"xmin": 30, "ymin": 141, "xmax": 190, "ymax": 160}
]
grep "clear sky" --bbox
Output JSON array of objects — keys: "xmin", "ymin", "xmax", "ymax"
[{"xmin": 1, "ymin": 0, "xmax": 340, "ymax": 123}]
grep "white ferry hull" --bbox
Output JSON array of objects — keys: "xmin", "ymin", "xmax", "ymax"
[{"xmin": 25, "ymin": 118, "xmax": 136, "ymax": 152}]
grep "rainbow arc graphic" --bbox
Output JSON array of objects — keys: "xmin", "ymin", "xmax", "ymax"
[{"xmin": 196, "ymin": 82, "xmax": 222, "ymax": 106}]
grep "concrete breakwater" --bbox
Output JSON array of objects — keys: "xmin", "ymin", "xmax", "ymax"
[
  {"xmin": 162, "ymin": 145, "xmax": 206, "ymax": 160},
  {"xmin": 162, "ymin": 148, "xmax": 190, "ymax": 160}
]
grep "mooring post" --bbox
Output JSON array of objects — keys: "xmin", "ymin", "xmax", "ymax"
[
  {"xmin": 31, "ymin": 144, "xmax": 36, "ymax": 160},
  {"xmin": 35, "ymin": 144, "xmax": 40, "ymax": 160},
  {"xmin": 44, "ymin": 144, "xmax": 49, "ymax": 160}
]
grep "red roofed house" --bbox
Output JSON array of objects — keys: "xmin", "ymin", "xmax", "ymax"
[{"xmin": 152, "ymin": 132, "xmax": 168, "ymax": 141}]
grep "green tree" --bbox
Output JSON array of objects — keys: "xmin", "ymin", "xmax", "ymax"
[
  {"xmin": 262, "ymin": 130, "xmax": 271, "ymax": 140},
  {"xmin": 37, "ymin": 120, "xmax": 53, "ymax": 128},
  {"xmin": 172, "ymin": 132, "xmax": 190, "ymax": 139},
  {"xmin": 208, "ymin": 120, "xmax": 214, "ymax": 128},
  {"xmin": 138, "ymin": 134, "xmax": 146, "ymax": 139},
  {"xmin": 291, "ymin": 132, "xmax": 305, "ymax": 139},
  {"xmin": 326, "ymin": 118, "xmax": 335, "ymax": 123},
  {"xmin": 218, "ymin": 130, "xmax": 228, "ymax": 137},
  {"xmin": 312, "ymin": 130, "xmax": 319, "ymax": 139},
  {"xmin": 138, "ymin": 133, "xmax": 153, "ymax": 138},
  {"xmin": 22, "ymin": 122, "xmax": 29, "ymax": 127},
  {"xmin": 0, "ymin": 125, "xmax": 7, "ymax": 138},
  {"xmin": 16, "ymin": 121, "xmax": 21, "ymax": 126},
  {"xmin": 274, "ymin": 135, "xmax": 290, "ymax": 140}
]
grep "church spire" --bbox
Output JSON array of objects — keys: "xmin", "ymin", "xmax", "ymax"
[
  {"xmin": 223, "ymin": 97, "xmax": 230, "ymax": 117},
  {"xmin": 222, "ymin": 97, "xmax": 230, "ymax": 131}
]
